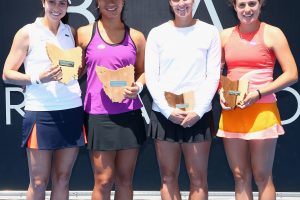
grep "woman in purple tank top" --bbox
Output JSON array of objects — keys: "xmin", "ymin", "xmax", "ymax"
[{"xmin": 77, "ymin": 0, "xmax": 146, "ymax": 199}]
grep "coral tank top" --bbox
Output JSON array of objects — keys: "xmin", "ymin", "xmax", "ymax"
[{"xmin": 224, "ymin": 22, "xmax": 277, "ymax": 103}]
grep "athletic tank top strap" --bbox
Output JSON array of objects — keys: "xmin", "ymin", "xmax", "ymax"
[
  {"xmin": 125, "ymin": 24, "xmax": 130, "ymax": 36},
  {"xmin": 84, "ymin": 22, "xmax": 98, "ymax": 51},
  {"xmin": 257, "ymin": 22, "xmax": 266, "ymax": 44},
  {"xmin": 225, "ymin": 26, "xmax": 241, "ymax": 47},
  {"xmin": 91, "ymin": 21, "xmax": 132, "ymax": 46},
  {"xmin": 92, "ymin": 21, "xmax": 98, "ymax": 39}
]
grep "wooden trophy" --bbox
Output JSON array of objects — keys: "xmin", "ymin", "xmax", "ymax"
[
  {"xmin": 164, "ymin": 91, "xmax": 195, "ymax": 111},
  {"xmin": 46, "ymin": 43, "xmax": 82, "ymax": 84},
  {"xmin": 220, "ymin": 75, "xmax": 249, "ymax": 109},
  {"xmin": 96, "ymin": 65, "xmax": 135, "ymax": 103}
]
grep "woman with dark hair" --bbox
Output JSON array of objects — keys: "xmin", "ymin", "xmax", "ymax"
[
  {"xmin": 2, "ymin": 0, "xmax": 85, "ymax": 200},
  {"xmin": 217, "ymin": 0, "xmax": 298, "ymax": 199},
  {"xmin": 145, "ymin": 0, "xmax": 221, "ymax": 199},
  {"xmin": 76, "ymin": 0, "xmax": 146, "ymax": 199}
]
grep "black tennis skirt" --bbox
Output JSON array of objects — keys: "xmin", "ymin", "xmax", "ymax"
[
  {"xmin": 148, "ymin": 110, "xmax": 214, "ymax": 143},
  {"xmin": 85, "ymin": 109, "xmax": 146, "ymax": 151},
  {"xmin": 22, "ymin": 106, "xmax": 85, "ymax": 150}
]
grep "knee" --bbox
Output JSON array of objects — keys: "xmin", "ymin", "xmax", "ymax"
[
  {"xmin": 232, "ymin": 168, "xmax": 252, "ymax": 185},
  {"xmin": 94, "ymin": 173, "xmax": 114, "ymax": 191},
  {"xmin": 115, "ymin": 174, "xmax": 133, "ymax": 188},
  {"xmin": 52, "ymin": 171, "xmax": 71, "ymax": 187},
  {"xmin": 160, "ymin": 170, "xmax": 178, "ymax": 185},
  {"xmin": 29, "ymin": 178, "xmax": 48, "ymax": 193},
  {"xmin": 95, "ymin": 181, "xmax": 113, "ymax": 192},
  {"xmin": 94, "ymin": 180, "xmax": 114, "ymax": 195},
  {"xmin": 188, "ymin": 172, "xmax": 208, "ymax": 189},
  {"xmin": 253, "ymin": 170, "xmax": 272, "ymax": 186}
]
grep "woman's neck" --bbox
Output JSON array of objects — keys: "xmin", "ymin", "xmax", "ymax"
[
  {"xmin": 238, "ymin": 20, "xmax": 261, "ymax": 34},
  {"xmin": 100, "ymin": 17, "xmax": 124, "ymax": 30},
  {"xmin": 173, "ymin": 15, "xmax": 196, "ymax": 28},
  {"xmin": 42, "ymin": 17, "xmax": 60, "ymax": 35}
]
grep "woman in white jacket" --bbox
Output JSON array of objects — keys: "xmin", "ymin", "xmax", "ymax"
[{"xmin": 145, "ymin": 0, "xmax": 221, "ymax": 199}]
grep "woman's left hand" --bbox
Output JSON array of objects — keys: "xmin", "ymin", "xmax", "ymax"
[
  {"xmin": 124, "ymin": 83, "xmax": 140, "ymax": 99},
  {"xmin": 237, "ymin": 90, "xmax": 260, "ymax": 109},
  {"xmin": 180, "ymin": 112, "xmax": 200, "ymax": 128}
]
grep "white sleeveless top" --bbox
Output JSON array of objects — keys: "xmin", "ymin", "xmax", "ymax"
[{"xmin": 23, "ymin": 18, "xmax": 82, "ymax": 111}]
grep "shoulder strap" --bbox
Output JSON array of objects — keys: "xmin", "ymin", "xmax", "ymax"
[
  {"xmin": 92, "ymin": 21, "xmax": 98, "ymax": 38},
  {"xmin": 257, "ymin": 22, "xmax": 265, "ymax": 42}
]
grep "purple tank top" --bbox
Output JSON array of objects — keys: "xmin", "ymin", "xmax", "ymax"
[{"xmin": 84, "ymin": 22, "xmax": 142, "ymax": 114}]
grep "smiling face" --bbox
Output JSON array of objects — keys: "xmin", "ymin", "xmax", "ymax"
[
  {"xmin": 97, "ymin": 0, "xmax": 124, "ymax": 19},
  {"xmin": 233, "ymin": 0, "xmax": 262, "ymax": 24},
  {"xmin": 43, "ymin": 0, "xmax": 68, "ymax": 22},
  {"xmin": 169, "ymin": 0, "xmax": 194, "ymax": 18}
]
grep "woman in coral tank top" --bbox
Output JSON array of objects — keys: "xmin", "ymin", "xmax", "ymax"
[{"xmin": 217, "ymin": 0, "xmax": 298, "ymax": 199}]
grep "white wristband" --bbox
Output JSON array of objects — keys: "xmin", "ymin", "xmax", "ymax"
[
  {"xmin": 135, "ymin": 82, "xmax": 143, "ymax": 94},
  {"xmin": 30, "ymin": 74, "xmax": 42, "ymax": 85}
]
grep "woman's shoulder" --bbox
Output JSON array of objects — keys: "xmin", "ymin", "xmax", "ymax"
[
  {"xmin": 129, "ymin": 27, "xmax": 145, "ymax": 40},
  {"xmin": 196, "ymin": 20, "xmax": 216, "ymax": 29},
  {"xmin": 193, "ymin": 20, "xmax": 220, "ymax": 39},
  {"xmin": 77, "ymin": 23, "xmax": 94, "ymax": 36},
  {"xmin": 220, "ymin": 27, "xmax": 235, "ymax": 39},
  {"xmin": 7, "ymin": 25, "xmax": 31, "ymax": 54},
  {"xmin": 219, "ymin": 27, "xmax": 235, "ymax": 45},
  {"xmin": 150, "ymin": 21, "xmax": 171, "ymax": 33},
  {"xmin": 263, "ymin": 23, "xmax": 287, "ymax": 48},
  {"xmin": 76, "ymin": 23, "xmax": 95, "ymax": 47},
  {"xmin": 15, "ymin": 24, "xmax": 31, "ymax": 41},
  {"xmin": 128, "ymin": 27, "xmax": 146, "ymax": 48},
  {"xmin": 263, "ymin": 23, "xmax": 285, "ymax": 38}
]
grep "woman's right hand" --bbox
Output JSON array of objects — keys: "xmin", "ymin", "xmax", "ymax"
[
  {"xmin": 219, "ymin": 88, "xmax": 232, "ymax": 110},
  {"xmin": 39, "ymin": 65, "xmax": 62, "ymax": 83},
  {"xmin": 168, "ymin": 109, "xmax": 187, "ymax": 125}
]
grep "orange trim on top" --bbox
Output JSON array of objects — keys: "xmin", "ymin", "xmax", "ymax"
[{"xmin": 27, "ymin": 124, "xmax": 39, "ymax": 149}]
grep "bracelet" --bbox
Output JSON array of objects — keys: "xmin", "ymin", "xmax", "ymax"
[
  {"xmin": 30, "ymin": 74, "xmax": 42, "ymax": 85},
  {"xmin": 135, "ymin": 82, "xmax": 143, "ymax": 94},
  {"xmin": 256, "ymin": 89, "xmax": 262, "ymax": 99}
]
